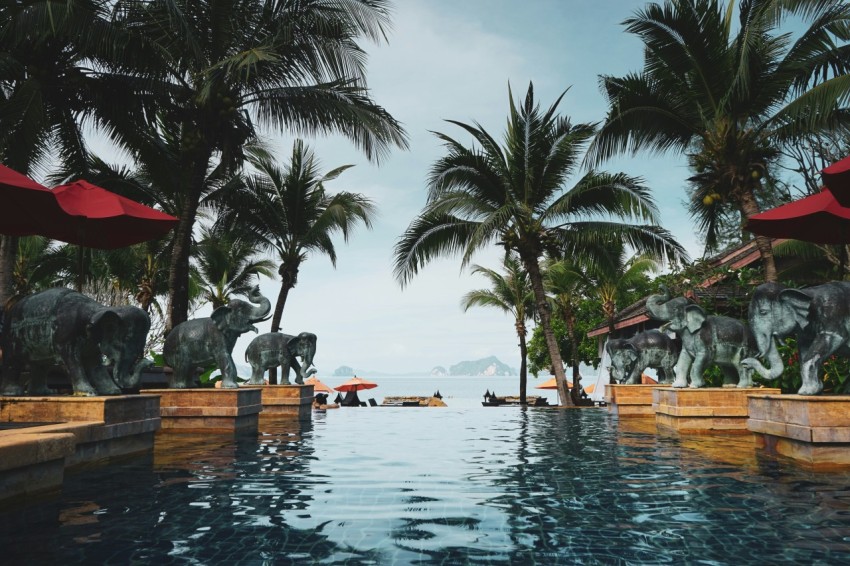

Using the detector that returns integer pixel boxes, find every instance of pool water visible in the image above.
[2,404,850,564]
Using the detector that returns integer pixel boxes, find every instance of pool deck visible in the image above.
[0,394,161,504]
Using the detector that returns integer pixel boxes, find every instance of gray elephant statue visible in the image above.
[742,281,850,395]
[606,330,680,384]
[646,286,756,388]
[245,331,317,385]
[0,288,153,396]
[162,285,271,388]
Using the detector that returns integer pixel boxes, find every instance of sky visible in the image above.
[221,0,704,377]
[77,1,703,377]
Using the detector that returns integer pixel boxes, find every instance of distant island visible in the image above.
[449,356,516,376]
[330,357,516,377]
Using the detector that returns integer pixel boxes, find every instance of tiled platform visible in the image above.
[605,384,658,416]
[0,394,161,503]
[148,388,262,433]
[653,387,781,433]
[245,384,314,419]
[748,394,850,469]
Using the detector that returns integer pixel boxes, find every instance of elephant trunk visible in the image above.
[123,358,154,390]
[742,337,784,381]
[646,285,673,321]
[247,285,272,322]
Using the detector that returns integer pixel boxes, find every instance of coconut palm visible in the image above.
[0,0,123,302]
[589,244,660,333]
[590,0,850,281]
[394,83,687,406]
[194,225,275,310]
[214,140,376,382]
[544,259,590,401]
[461,254,536,404]
[110,0,408,332]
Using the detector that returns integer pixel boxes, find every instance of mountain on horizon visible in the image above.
[449,356,516,376]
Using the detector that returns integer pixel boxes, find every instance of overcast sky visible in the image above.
[220,0,704,378]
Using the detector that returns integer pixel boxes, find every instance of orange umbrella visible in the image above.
[534,377,574,389]
[305,376,334,394]
[641,374,658,385]
[334,376,378,392]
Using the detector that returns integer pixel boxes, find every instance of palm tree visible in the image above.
[215,141,376,382]
[461,254,536,404]
[590,0,850,281]
[394,83,687,406]
[111,0,408,332]
[0,0,120,302]
[589,244,660,333]
[544,259,590,402]
[194,224,275,310]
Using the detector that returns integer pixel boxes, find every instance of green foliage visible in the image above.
[528,298,605,376]
[754,337,850,395]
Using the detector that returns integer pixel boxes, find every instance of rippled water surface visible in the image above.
[2,381,850,564]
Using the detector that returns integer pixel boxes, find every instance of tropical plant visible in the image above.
[0,0,120,302]
[214,141,376,382]
[461,254,536,404]
[111,0,408,332]
[587,244,659,333]
[194,224,275,310]
[393,83,687,406]
[590,0,850,281]
[544,259,590,401]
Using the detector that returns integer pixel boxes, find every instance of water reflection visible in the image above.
[2,407,850,564]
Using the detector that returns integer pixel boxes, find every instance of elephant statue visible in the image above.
[162,285,271,388]
[741,281,850,395]
[245,331,317,385]
[0,288,153,396]
[646,287,756,388]
[606,330,680,384]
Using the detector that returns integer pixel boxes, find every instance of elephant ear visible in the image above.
[684,305,706,334]
[779,289,812,329]
[211,305,232,332]
[623,342,638,362]
[88,310,121,342]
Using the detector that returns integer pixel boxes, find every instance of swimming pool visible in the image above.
[2,405,849,564]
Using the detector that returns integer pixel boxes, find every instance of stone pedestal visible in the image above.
[605,384,658,416]
[748,394,850,469]
[653,387,781,433]
[246,384,314,420]
[148,388,262,434]
[0,395,161,467]
[0,431,75,504]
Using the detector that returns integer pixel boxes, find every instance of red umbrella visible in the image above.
[822,155,850,207]
[334,376,378,392]
[47,179,178,291]
[744,186,850,245]
[49,180,178,248]
[0,164,69,237]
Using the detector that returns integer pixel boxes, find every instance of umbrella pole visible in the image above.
[76,245,84,293]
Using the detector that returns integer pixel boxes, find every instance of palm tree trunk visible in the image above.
[516,320,527,405]
[0,236,17,305]
[166,155,208,333]
[521,255,574,407]
[739,186,777,282]
[567,314,582,404]
[561,306,582,404]
[267,281,293,385]
[268,261,298,384]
